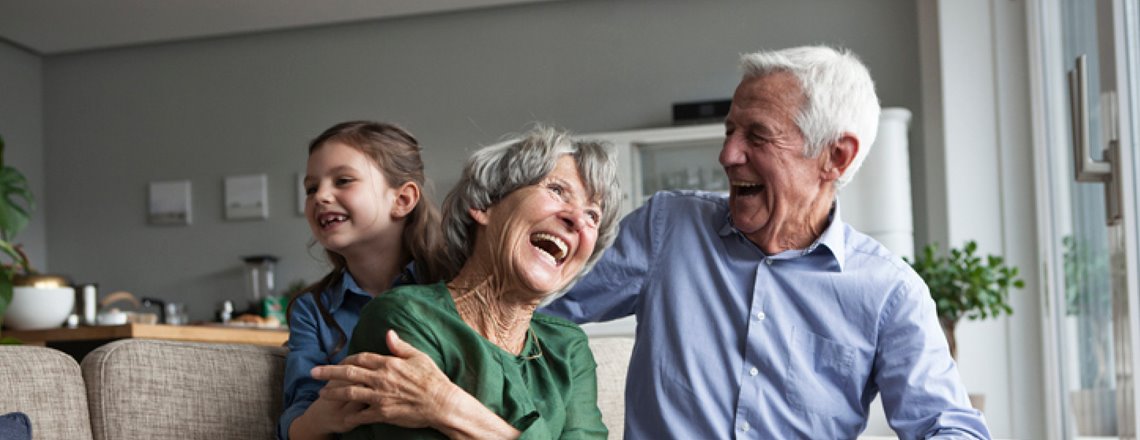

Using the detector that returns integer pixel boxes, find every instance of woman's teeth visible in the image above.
[531,233,568,264]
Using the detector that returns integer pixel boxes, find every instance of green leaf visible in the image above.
[910,240,1024,324]
[0,165,34,241]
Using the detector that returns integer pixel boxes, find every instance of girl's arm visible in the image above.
[312,330,521,439]
[280,295,354,439]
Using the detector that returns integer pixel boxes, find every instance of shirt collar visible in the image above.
[326,270,366,313]
[718,199,848,271]
[326,263,418,312]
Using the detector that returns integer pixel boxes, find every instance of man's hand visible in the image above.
[311,330,460,429]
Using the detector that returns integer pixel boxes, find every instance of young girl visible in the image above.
[279,121,448,440]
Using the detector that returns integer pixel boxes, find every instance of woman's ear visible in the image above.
[469,207,491,226]
[822,134,859,182]
[391,182,421,219]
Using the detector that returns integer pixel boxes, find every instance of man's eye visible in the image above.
[548,184,564,196]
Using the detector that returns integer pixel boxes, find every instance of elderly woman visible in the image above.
[342,126,621,439]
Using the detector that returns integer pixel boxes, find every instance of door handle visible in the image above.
[1068,54,1122,225]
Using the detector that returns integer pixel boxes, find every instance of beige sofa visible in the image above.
[0,336,634,440]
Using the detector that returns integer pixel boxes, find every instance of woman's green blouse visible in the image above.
[344,282,607,440]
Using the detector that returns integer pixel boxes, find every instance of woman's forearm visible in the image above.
[432,382,521,440]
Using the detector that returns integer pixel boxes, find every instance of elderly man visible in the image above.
[542,45,991,439]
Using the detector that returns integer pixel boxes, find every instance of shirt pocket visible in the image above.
[785,326,856,416]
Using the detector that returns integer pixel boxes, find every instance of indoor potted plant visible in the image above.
[0,133,36,342]
[906,240,1025,409]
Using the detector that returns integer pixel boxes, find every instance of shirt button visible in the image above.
[756,311,766,320]
[765,259,773,266]
[749,367,759,376]
[740,422,751,432]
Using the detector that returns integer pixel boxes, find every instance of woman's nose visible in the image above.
[560,206,587,231]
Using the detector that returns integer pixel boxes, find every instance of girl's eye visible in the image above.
[335,177,354,186]
[304,185,317,196]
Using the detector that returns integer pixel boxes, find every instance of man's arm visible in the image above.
[875,279,992,439]
[541,193,661,323]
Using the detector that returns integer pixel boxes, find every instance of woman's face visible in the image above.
[473,155,602,299]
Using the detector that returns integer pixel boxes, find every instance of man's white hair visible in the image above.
[740,45,881,188]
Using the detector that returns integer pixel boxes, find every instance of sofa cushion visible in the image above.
[0,345,94,440]
[587,336,633,439]
[81,339,286,440]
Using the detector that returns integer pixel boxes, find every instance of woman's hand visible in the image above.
[312,330,459,428]
[311,330,521,439]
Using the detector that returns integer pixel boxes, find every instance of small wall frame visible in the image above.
[148,180,192,226]
[224,174,269,220]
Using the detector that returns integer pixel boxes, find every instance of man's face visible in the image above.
[720,72,837,253]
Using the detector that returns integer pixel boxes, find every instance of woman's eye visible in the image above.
[586,210,601,225]
[547,184,564,196]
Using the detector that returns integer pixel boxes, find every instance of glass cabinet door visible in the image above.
[1033,0,1140,438]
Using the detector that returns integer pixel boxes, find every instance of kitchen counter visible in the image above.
[3,323,287,360]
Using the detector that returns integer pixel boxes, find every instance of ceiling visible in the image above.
[0,0,560,55]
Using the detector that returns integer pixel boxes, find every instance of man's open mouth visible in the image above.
[732,182,766,197]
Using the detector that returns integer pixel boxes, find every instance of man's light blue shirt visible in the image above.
[542,191,990,439]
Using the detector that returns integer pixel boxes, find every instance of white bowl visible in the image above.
[3,286,76,330]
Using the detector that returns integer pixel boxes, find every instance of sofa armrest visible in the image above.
[0,345,94,440]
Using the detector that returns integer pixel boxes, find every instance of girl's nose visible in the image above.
[313,184,333,203]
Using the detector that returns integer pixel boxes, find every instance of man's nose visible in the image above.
[719,135,746,167]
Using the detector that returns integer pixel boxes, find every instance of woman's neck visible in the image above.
[447,268,536,355]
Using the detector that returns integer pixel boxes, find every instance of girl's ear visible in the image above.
[469,207,491,226]
[391,182,421,219]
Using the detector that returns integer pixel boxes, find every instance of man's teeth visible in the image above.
[731,181,763,189]
[532,233,568,263]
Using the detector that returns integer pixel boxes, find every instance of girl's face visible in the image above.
[472,155,602,300]
[304,142,406,259]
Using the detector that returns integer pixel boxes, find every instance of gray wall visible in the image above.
[42,0,921,320]
[0,41,46,272]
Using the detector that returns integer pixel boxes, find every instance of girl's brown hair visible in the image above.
[288,120,448,359]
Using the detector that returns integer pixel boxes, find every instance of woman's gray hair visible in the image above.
[740,45,881,188]
[441,125,621,290]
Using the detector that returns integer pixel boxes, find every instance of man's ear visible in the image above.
[469,207,491,226]
[391,182,421,219]
[822,133,859,182]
